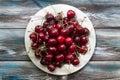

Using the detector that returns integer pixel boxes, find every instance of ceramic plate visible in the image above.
[25,4,96,75]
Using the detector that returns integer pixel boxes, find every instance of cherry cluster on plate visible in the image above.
[29,10,89,72]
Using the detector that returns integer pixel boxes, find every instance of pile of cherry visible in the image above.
[29,10,89,72]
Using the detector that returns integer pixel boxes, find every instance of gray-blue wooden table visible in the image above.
[0,0,120,80]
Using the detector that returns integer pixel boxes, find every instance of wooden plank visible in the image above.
[0,61,120,80]
[0,1,120,28]
[0,29,120,61]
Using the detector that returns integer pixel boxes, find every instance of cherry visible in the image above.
[67,24,74,32]
[46,25,54,32]
[74,36,80,43]
[48,38,57,46]
[55,62,62,67]
[45,13,54,22]
[44,34,49,42]
[57,36,65,44]
[61,29,69,37]
[47,64,56,72]
[65,53,75,62]
[71,20,78,27]
[34,50,41,58]
[80,36,88,45]
[69,45,76,52]
[37,38,43,45]
[45,53,53,62]
[50,28,59,37]
[40,58,48,65]
[35,25,43,33]
[58,44,66,51]
[76,25,83,35]
[29,33,37,42]
[72,59,80,65]
[55,54,64,62]
[38,32,45,40]
[54,24,63,31]
[48,47,57,53]
[83,28,89,36]
[31,42,38,50]
[43,21,49,28]
[78,45,88,54]
[63,17,69,24]
[65,37,73,46]
[67,10,75,19]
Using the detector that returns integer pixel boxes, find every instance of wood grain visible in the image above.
[0,29,120,61]
[0,1,120,28]
[0,61,120,80]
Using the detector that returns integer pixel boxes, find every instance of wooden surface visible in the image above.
[0,0,120,80]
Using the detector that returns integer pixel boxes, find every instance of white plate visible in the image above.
[25,4,96,75]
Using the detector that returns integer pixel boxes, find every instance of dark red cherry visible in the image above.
[58,44,66,51]
[35,25,43,33]
[45,54,53,62]
[47,64,56,72]
[78,45,88,54]
[74,36,80,43]
[65,53,75,62]
[61,29,69,37]
[65,37,73,46]
[31,42,38,50]
[40,58,48,65]
[48,38,57,46]
[69,45,76,52]
[37,38,43,45]
[76,25,83,35]
[67,10,75,19]
[43,21,49,28]
[55,62,62,67]
[80,36,88,45]
[29,33,37,42]
[50,28,59,37]
[54,24,63,31]
[57,36,65,44]
[45,13,54,22]
[55,54,64,62]
[46,25,54,32]
[72,59,80,65]
[83,28,89,36]
[48,47,57,53]
[67,24,74,32]
[71,20,78,27]
[38,32,45,40]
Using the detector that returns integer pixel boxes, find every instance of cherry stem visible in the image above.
[81,17,86,25]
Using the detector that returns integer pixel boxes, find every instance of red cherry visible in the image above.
[67,10,75,19]
[65,53,75,62]
[78,45,88,54]
[31,42,38,50]
[55,62,62,67]
[58,44,66,51]
[76,25,83,35]
[45,54,53,62]
[44,34,49,42]
[69,45,76,52]
[83,28,89,36]
[55,24,63,31]
[55,54,64,62]
[74,36,80,43]
[48,47,57,53]
[71,20,78,27]
[35,25,43,33]
[61,29,69,37]
[48,38,57,46]
[72,59,80,65]
[40,58,48,65]
[34,50,41,58]
[65,37,73,46]
[80,36,88,45]
[67,24,74,32]
[45,13,54,22]
[37,38,43,45]
[63,17,69,24]
[57,36,65,44]
[38,32,45,40]
[47,64,56,72]
[50,28,59,37]
[43,21,49,28]
[46,25,54,32]
[29,33,37,42]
